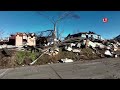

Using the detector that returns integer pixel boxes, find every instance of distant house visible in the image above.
[65,31,101,41]
[8,32,36,46]
[0,40,9,45]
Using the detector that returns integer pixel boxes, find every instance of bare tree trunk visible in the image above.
[36,11,80,48]
[53,23,57,47]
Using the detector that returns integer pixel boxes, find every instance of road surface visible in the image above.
[0,58,120,79]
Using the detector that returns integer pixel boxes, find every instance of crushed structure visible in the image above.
[65,31,102,42]
[62,31,120,59]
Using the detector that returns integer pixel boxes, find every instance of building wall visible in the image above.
[23,34,27,40]
[27,36,36,46]
[15,35,23,46]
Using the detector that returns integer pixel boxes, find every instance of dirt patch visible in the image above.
[0,50,18,69]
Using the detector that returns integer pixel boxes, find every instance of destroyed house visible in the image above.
[36,30,54,46]
[65,31,101,41]
[8,33,36,46]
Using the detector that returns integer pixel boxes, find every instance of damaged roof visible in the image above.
[66,31,100,38]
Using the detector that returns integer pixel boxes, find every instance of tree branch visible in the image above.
[37,12,55,24]
[55,11,72,24]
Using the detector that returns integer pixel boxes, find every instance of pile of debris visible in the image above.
[0,31,120,69]
[28,32,120,65]
[62,38,120,59]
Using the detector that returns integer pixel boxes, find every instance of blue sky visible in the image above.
[0,11,120,39]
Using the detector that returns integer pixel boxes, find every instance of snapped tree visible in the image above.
[36,11,80,46]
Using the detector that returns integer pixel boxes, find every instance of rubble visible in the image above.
[76,43,81,48]
[104,50,113,57]
[64,46,72,51]
[87,40,96,48]
[52,48,59,56]
[113,44,118,51]
[116,42,120,46]
[70,43,76,47]
[72,49,81,53]
[15,33,120,67]
[45,47,60,56]
[83,40,105,49]
[63,35,120,59]
[106,46,111,50]
[0,30,120,69]
[95,42,105,49]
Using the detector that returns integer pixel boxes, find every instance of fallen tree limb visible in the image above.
[30,48,50,65]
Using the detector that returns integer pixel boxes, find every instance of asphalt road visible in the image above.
[0,58,120,79]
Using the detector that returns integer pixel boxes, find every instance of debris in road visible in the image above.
[59,58,73,63]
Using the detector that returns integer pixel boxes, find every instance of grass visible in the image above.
[16,51,38,65]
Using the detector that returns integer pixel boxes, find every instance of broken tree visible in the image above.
[36,11,80,47]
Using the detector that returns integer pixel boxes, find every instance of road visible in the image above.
[0,58,120,79]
